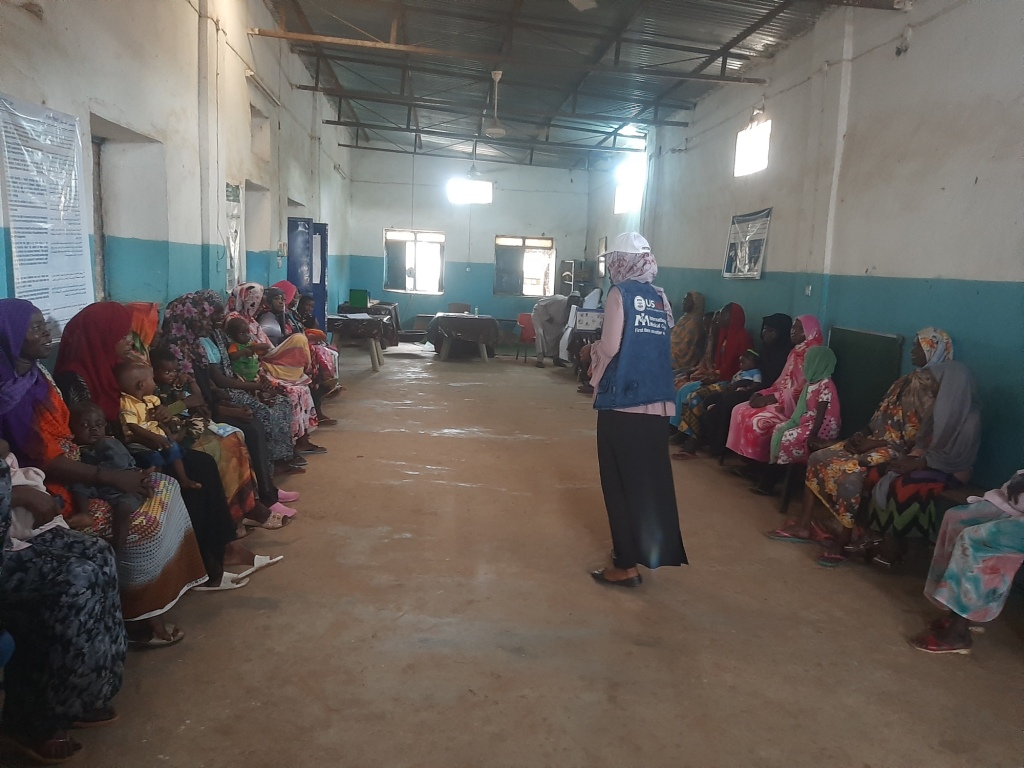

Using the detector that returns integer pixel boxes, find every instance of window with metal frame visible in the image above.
[383,229,446,294]
[493,236,556,297]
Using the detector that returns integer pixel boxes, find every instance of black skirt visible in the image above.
[597,409,687,569]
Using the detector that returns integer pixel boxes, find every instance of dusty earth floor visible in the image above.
[69,344,1022,768]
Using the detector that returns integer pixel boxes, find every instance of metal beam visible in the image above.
[272,0,369,143]
[296,84,689,128]
[318,0,758,60]
[293,49,698,111]
[249,28,768,84]
[826,0,909,7]
[326,119,643,153]
[596,0,795,146]
[544,0,651,139]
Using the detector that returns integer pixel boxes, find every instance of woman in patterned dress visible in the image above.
[909,470,1024,654]
[767,328,949,566]
[227,283,322,452]
[0,452,126,763]
[769,345,841,465]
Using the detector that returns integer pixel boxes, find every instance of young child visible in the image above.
[225,316,265,382]
[727,349,763,394]
[1,438,70,550]
[67,401,151,550]
[116,361,202,490]
[150,346,208,443]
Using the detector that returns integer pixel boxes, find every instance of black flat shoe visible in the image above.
[590,568,643,588]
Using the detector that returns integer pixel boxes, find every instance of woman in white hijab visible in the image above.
[583,233,687,588]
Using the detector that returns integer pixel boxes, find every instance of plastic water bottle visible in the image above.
[473,307,479,316]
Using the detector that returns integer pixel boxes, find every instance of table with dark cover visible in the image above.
[326,314,388,370]
[336,302,400,348]
[425,313,500,361]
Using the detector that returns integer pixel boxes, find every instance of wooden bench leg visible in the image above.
[478,343,489,362]
[373,339,385,367]
[368,339,380,372]
[439,338,452,362]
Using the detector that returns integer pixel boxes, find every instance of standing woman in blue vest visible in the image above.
[585,232,687,587]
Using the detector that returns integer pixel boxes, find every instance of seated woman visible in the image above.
[261,282,339,425]
[702,313,792,458]
[229,282,322,453]
[162,290,305,503]
[0,298,208,646]
[769,346,841,466]
[0,451,125,764]
[669,303,752,441]
[52,302,281,592]
[124,300,161,364]
[768,328,950,566]
[669,291,706,376]
[864,359,981,564]
[725,315,823,488]
[909,469,1024,655]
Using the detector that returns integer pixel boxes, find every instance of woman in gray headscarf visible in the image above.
[863,358,982,565]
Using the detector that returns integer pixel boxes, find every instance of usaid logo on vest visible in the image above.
[633,295,660,312]
[632,294,668,333]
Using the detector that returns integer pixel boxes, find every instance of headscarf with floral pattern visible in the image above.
[162,291,224,374]
[916,327,953,369]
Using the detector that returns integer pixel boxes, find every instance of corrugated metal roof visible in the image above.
[268,0,826,169]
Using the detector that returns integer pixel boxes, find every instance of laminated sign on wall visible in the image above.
[225,183,242,292]
[0,93,94,332]
[723,207,771,280]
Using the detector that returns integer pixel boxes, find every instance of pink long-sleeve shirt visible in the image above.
[589,286,674,416]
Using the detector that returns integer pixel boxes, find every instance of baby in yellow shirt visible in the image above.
[117,362,201,490]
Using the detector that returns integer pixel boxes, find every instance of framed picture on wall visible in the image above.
[723,207,771,279]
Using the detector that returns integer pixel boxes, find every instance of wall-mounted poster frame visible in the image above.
[723,207,771,280]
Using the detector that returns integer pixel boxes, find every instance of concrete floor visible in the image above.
[78,344,1022,768]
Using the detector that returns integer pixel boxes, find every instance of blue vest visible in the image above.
[594,280,676,410]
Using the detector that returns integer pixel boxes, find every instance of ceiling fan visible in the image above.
[466,143,510,179]
[567,0,598,10]
[482,70,506,139]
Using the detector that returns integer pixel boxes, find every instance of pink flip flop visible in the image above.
[277,490,301,503]
[765,527,815,544]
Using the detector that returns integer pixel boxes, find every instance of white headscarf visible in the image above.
[603,232,674,326]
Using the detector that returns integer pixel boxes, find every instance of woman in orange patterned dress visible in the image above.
[767,329,949,566]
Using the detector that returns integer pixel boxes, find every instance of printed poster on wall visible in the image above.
[225,183,242,292]
[0,93,94,333]
[723,207,771,280]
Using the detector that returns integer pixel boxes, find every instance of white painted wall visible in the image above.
[639,0,1024,283]
[0,0,353,297]
[586,166,642,262]
[347,153,589,263]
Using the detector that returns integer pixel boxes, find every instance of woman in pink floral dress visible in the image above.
[770,346,841,465]
[726,315,823,463]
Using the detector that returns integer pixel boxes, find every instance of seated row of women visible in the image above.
[0,280,339,763]
[669,296,1019,655]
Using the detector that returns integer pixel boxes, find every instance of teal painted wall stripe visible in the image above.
[0,226,11,299]
[245,250,287,290]
[349,254,1023,487]
[5,234,1020,488]
[104,236,172,304]
[652,266,1023,488]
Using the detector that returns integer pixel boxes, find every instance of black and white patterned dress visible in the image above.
[0,459,126,742]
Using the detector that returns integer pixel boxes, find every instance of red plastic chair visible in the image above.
[516,313,536,362]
